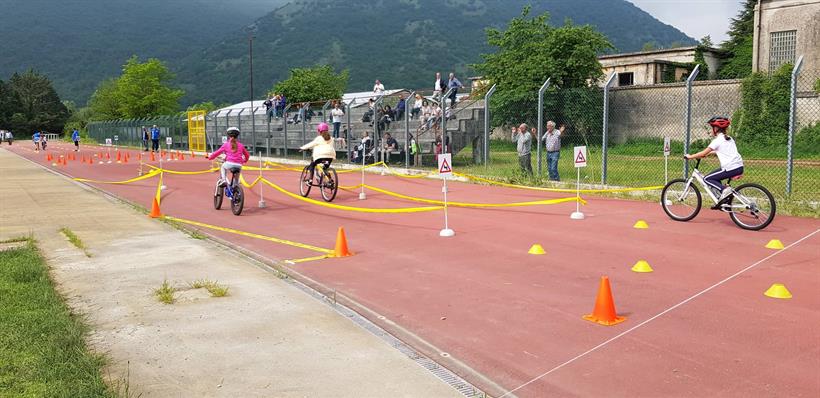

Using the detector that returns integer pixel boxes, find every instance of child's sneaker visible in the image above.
[719,187,733,200]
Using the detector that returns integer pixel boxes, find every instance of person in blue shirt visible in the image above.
[396,94,406,121]
[72,129,80,151]
[150,125,161,152]
[447,73,464,108]
[33,131,41,151]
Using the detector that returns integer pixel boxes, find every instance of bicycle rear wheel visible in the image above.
[661,178,701,221]
[231,185,244,215]
[320,167,338,202]
[214,184,224,210]
[729,183,775,230]
[299,166,312,197]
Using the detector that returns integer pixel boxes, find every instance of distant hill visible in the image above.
[0,0,694,106]
[0,0,284,103]
[177,0,695,104]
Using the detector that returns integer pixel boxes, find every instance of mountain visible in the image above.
[177,0,696,104]
[0,0,694,107]
[0,0,285,103]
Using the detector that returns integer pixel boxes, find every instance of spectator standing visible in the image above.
[278,94,287,119]
[541,120,562,181]
[433,72,446,97]
[142,126,149,151]
[331,103,345,138]
[264,96,274,123]
[373,80,385,96]
[150,125,161,152]
[512,123,533,175]
[447,73,463,108]
[71,128,80,151]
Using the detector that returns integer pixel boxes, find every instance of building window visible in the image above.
[769,30,796,71]
[618,72,634,86]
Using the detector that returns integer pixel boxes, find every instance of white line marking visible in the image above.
[501,228,819,397]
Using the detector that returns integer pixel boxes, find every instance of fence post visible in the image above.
[441,88,454,154]
[283,104,292,157]
[787,55,804,195]
[536,78,551,177]
[405,91,415,168]
[483,84,497,165]
[301,106,307,161]
[602,72,617,185]
[374,95,384,161]
[251,105,257,154]
[684,64,700,178]
[346,102,352,163]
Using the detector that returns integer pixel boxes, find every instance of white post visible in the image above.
[159,144,166,191]
[439,175,454,237]
[570,146,585,220]
[359,144,367,200]
[258,152,266,208]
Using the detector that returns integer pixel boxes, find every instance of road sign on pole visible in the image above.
[573,146,587,168]
[438,153,452,174]
[437,153,454,237]
[571,146,586,220]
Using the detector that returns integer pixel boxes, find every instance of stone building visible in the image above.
[597,47,723,87]
[752,0,820,75]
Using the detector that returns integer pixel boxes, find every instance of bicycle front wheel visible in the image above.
[729,183,775,231]
[214,185,224,210]
[661,178,702,221]
[231,185,244,216]
[320,168,338,202]
[299,166,312,197]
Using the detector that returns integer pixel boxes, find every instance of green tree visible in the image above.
[700,35,714,48]
[0,79,19,128]
[718,0,756,79]
[6,70,69,134]
[472,6,612,126]
[272,65,348,104]
[115,56,184,118]
[87,78,122,121]
[642,41,658,51]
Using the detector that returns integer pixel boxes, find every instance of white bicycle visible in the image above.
[661,158,776,231]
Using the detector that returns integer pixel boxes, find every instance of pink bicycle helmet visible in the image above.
[317,122,329,133]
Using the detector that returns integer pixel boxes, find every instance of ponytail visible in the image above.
[230,137,237,151]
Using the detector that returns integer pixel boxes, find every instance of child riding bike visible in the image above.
[207,127,249,185]
[684,116,744,204]
[300,122,336,182]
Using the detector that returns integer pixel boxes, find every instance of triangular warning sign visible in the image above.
[439,159,452,173]
[575,151,586,164]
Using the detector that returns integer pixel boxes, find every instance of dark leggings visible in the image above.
[307,158,333,181]
[704,167,743,192]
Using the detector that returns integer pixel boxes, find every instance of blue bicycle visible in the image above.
[213,165,244,215]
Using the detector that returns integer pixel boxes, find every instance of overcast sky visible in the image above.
[628,0,744,44]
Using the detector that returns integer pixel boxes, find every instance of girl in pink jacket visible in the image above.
[208,127,250,185]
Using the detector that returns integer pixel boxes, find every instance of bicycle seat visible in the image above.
[731,175,743,180]
[229,167,241,173]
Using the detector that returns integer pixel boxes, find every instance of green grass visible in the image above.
[59,227,91,257]
[454,140,820,217]
[0,239,114,396]
[154,280,175,305]
[189,279,229,298]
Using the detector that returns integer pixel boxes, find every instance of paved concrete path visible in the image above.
[0,148,462,397]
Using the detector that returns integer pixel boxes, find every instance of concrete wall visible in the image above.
[608,80,743,143]
[754,0,820,84]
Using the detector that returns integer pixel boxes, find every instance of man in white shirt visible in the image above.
[433,72,446,97]
[373,80,385,96]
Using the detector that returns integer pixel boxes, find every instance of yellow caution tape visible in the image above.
[453,172,664,193]
[259,178,444,213]
[73,169,160,184]
[239,174,263,189]
[164,216,334,254]
[286,255,333,263]
[381,164,433,179]
[359,184,586,207]
[145,164,219,175]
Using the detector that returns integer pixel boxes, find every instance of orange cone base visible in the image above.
[583,314,627,326]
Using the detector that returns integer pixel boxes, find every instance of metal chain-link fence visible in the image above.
[87,113,189,151]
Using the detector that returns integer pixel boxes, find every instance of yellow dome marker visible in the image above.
[764,283,792,299]
[765,239,784,250]
[633,220,649,229]
[631,260,653,273]
[528,244,546,255]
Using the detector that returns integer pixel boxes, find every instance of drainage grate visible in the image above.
[288,279,485,397]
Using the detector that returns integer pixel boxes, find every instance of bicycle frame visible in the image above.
[681,164,756,214]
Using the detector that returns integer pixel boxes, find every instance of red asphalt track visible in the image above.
[6,143,819,397]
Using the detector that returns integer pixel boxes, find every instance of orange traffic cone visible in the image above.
[47,153,53,161]
[179,151,185,160]
[190,151,195,158]
[116,151,121,161]
[106,152,111,160]
[123,154,129,164]
[583,276,626,326]
[149,197,163,218]
[332,227,353,257]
